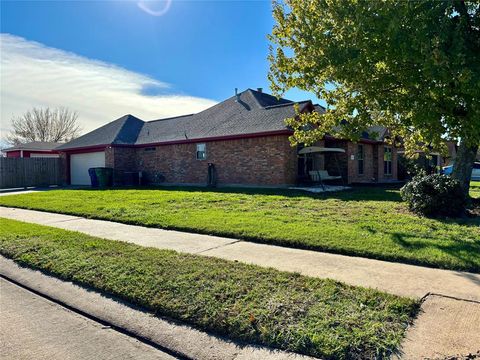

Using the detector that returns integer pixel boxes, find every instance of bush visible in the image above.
[400,174,466,217]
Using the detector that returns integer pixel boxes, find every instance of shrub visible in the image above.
[400,174,466,217]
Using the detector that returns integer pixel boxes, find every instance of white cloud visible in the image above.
[0,33,217,140]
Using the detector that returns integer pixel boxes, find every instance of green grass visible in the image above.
[0,185,479,272]
[0,218,418,359]
[471,181,480,199]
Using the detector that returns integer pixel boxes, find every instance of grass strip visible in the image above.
[0,218,418,359]
[0,186,478,272]
[471,181,480,199]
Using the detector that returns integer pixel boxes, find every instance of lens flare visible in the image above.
[137,0,172,16]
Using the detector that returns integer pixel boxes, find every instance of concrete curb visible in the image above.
[0,257,313,360]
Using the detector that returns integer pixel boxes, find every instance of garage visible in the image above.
[70,151,105,185]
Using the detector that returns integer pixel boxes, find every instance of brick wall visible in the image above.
[104,146,138,185]
[322,141,398,184]
[133,135,298,187]
[105,147,114,168]
[347,143,376,183]
[377,145,398,182]
[101,136,398,187]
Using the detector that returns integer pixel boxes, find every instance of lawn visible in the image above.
[0,185,478,272]
[471,181,480,199]
[0,218,418,359]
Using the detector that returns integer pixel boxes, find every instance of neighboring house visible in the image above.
[57,88,399,187]
[2,141,62,158]
[397,141,458,180]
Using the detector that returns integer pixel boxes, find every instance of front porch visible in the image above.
[289,184,351,193]
[296,141,348,189]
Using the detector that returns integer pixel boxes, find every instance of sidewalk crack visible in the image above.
[48,218,83,224]
[196,240,241,254]
[423,292,480,304]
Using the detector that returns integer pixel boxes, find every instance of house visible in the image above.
[397,141,458,179]
[2,141,62,158]
[57,88,399,187]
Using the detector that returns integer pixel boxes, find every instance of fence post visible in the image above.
[23,158,28,189]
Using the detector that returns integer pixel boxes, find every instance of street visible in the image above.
[0,278,177,360]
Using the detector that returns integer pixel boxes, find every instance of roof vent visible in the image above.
[257,87,263,93]
[235,88,239,102]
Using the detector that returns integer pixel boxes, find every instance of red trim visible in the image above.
[133,130,293,148]
[58,131,385,153]
[66,153,71,184]
[4,149,59,157]
[6,150,21,158]
[4,149,59,153]
[58,131,294,152]
[63,146,108,154]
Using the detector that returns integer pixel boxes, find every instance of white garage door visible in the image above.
[70,151,105,185]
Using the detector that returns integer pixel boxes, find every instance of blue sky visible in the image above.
[1,0,321,136]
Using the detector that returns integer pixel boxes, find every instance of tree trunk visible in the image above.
[452,140,478,198]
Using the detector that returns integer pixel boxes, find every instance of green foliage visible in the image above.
[0,218,419,359]
[471,181,480,199]
[401,174,467,217]
[398,156,428,179]
[0,187,479,272]
[268,0,480,155]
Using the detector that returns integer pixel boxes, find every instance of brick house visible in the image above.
[2,141,61,158]
[57,89,398,187]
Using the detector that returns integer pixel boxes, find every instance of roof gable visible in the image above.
[57,115,144,150]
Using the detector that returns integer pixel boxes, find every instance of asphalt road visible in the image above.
[0,278,177,360]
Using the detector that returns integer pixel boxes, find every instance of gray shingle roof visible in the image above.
[56,114,144,150]
[136,90,310,145]
[56,89,389,151]
[2,141,62,152]
[58,89,312,150]
[315,104,386,142]
[365,125,389,141]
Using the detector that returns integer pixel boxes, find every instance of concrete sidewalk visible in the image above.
[398,295,480,359]
[1,206,479,301]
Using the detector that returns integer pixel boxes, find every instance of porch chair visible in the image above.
[309,171,320,182]
[318,170,342,181]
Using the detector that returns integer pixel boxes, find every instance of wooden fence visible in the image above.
[0,157,64,189]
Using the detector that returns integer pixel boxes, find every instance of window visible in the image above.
[430,154,439,174]
[144,147,156,152]
[384,146,392,175]
[196,143,206,160]
[357,144,364,175]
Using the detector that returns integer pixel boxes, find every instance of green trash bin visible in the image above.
[94,167,113,187]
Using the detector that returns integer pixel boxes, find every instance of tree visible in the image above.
[268,0,480,196]
[6,107,81,145]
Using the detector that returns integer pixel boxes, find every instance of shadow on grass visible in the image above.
[390,232,480,273]
[79,184,404,203]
